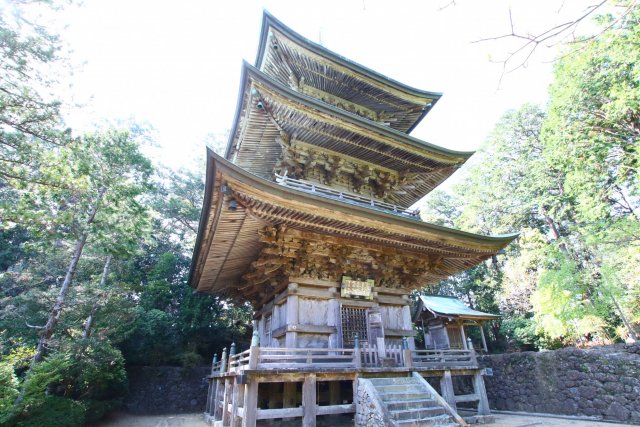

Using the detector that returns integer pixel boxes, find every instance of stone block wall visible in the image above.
[479,344,640,424]
[125,366,210,414]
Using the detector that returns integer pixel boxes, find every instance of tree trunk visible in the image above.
[31,187,106,366]
[82,255,112,340]
[544,214,569,254]
[31,232,89,365]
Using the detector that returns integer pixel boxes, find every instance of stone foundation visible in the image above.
[479,344,640,424]
[125,366,209,414]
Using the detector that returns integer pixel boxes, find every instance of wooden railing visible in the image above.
[208,346,477,376]
[411,349,477,368]
[257,347,357,369]
[228,349,251,372]
[275,173,420,218]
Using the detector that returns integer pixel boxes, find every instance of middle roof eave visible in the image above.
[214,150,519,252]
[228,62,474,165]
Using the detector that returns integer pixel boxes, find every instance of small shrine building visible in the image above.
[189,11,517,427]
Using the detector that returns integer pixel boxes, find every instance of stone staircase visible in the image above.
[369,377,459,427]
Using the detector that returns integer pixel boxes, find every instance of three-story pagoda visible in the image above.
[190,12,516,427]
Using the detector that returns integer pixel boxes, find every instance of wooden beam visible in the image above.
[316,403,355,415]
[257,407,303,420]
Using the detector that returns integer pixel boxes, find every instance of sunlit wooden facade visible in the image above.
[189,11,516,427]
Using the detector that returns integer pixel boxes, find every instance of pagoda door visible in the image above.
[340,306,368,348]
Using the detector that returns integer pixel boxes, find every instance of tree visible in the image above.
[0,0,72,184]
[4,129,153,366]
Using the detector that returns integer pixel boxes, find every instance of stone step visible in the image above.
[386,398,440,411]
[375,383,423,393]
[395,414,456,427]
[379,391,432,401]
[369,377,417,386]
[391,406,447,421]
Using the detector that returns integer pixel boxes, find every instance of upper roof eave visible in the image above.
[226,61,475,163]
[255,11,443,105]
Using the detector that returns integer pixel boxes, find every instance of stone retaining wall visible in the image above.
[479,344,640,424]
[125,366,210,414]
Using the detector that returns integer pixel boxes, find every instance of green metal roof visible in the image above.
[418,295,500,320]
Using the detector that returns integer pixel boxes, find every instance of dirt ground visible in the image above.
[92,412,637,427]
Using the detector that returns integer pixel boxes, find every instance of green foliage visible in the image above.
[16,396,86,427]
[421,6,640,347]
[0,362,19,423]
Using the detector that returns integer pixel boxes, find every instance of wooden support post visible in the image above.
[206,379,215,415]
[460,324,467,350]
[213,378,224,420]
[242,380,258,427]
[286,284,299,348]
[302,374,317,427]
[473,371,491,415]
[440,370,457,411]
[328,290,339,349]
[479,323,488,353]
[222,378,233,426]
[231,379,241,427]
[234,381,245,427]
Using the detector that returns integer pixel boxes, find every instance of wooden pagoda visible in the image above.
[189,11,517,427]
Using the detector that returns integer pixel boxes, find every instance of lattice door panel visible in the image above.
[341,306,368,347]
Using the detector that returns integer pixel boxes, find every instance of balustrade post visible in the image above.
[353,333,361,368]
[220,347,228,374]
[402,337,413,369]
[211,353,218,373]
[248,330,260,369]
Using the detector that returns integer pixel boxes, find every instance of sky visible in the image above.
[55,0,598,174]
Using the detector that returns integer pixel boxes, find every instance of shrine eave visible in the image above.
[188,150,518,296]
[224,62,473,164]
[255,10,442,133]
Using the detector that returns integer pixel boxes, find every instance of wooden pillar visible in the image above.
[242,380,258,427]
[286,283,299,348]
[302,374,317,427]
[479,323,488,352]
[231,379,243,427]
[327,290,339,349]
[459,323,467,350]
[213,378,225,420]
[440,370,457,411]
[222,378,233,425]
[473,371,491,415]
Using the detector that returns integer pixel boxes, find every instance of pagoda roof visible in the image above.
[415,295,500,322]
[225,62,472,206]
[255,11,441,133]
[188,150,518,303]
